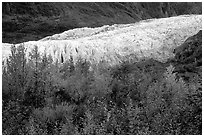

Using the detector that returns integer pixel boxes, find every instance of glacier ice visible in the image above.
[2,15,202,67]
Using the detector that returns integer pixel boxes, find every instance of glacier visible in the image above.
[2,15,202,67]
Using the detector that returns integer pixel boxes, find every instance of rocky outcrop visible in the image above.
[2,15,202,68]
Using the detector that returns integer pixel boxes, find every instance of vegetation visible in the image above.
[2,44,202,135]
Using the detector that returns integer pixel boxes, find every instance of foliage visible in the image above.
[2,44,202,135]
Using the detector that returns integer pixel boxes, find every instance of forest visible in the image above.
[2,38,202,134]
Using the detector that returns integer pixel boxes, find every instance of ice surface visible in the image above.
[2,15,202,67]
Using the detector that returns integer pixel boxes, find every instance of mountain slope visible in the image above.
[2,2,202,44]
[172,30,202,81]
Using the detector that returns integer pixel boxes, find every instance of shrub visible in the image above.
[2,44,201,135]
[3,44,27,101]
[28,103,74,135]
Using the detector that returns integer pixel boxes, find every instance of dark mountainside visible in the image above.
[172,30,202,82]
[2,2,202,44]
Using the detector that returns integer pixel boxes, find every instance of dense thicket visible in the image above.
[2,43,202,135]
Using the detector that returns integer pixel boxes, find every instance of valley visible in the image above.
[2,2,202,135]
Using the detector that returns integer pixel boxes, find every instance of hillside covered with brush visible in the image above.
[2,2,201,43]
